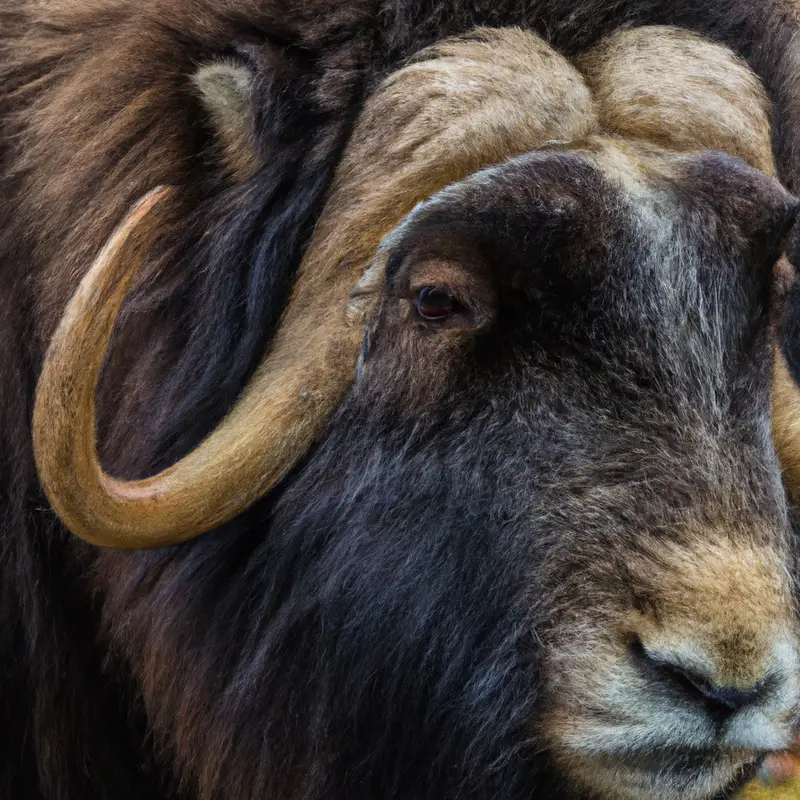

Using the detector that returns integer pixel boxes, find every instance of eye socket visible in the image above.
[416,286,458,320]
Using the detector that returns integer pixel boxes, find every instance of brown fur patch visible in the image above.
[542,532,797,800]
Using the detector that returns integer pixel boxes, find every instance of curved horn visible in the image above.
[34,184,377,547]
[577,26,776,176]
[33,28,599,547]
[772,346,800,499]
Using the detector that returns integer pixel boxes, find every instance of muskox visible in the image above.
[4,4,800,800]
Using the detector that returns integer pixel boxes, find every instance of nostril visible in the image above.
[629,636,772,718]
[662,665,764,713]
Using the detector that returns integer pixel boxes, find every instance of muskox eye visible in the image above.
[416,287,456,320]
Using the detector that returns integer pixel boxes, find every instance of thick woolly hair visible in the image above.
[3,2,800,799]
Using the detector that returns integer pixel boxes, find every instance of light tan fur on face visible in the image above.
[192,60,259,182]
[628,538,795,689]
[32,28,599,546]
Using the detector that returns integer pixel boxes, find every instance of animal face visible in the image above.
[10,11,800,800]
[275,140,800,799]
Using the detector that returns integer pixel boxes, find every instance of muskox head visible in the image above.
[29,26,800,800]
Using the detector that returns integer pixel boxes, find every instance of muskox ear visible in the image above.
[192,60,259,182]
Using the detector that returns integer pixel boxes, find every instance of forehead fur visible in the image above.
[366,135,794,442]
[388,136,788,280]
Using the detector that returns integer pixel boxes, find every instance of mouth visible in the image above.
[542,622,800,800]
[545,681,796,800]
[566,746,765,800]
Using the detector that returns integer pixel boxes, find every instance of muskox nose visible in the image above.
[633,638,774,720]
[627,626,800,753]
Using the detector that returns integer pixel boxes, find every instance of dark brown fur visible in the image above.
[4,3,800,800]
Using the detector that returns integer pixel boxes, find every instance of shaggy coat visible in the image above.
[3,3,800,800]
